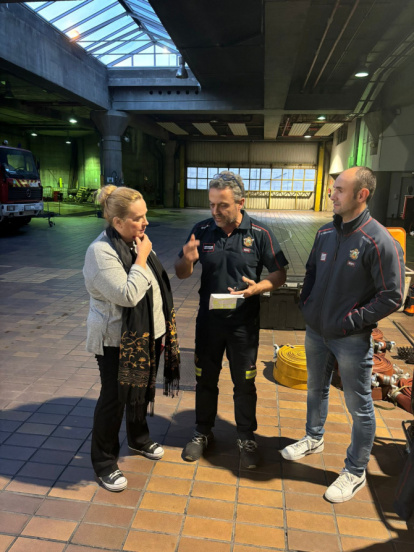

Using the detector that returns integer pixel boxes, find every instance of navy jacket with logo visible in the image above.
[179,211,288,323]
[301,209,405,339]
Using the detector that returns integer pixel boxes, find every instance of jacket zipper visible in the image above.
[320,229,341,333]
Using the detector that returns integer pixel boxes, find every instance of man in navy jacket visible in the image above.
[281,166,405,502]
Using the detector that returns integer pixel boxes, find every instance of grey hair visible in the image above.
[209,171,245,202]
[353,167,376,203]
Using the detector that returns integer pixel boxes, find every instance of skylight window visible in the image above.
[24,0,180,67]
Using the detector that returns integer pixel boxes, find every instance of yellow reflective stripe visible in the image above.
[195,367,202,377]
[246,369,257,379]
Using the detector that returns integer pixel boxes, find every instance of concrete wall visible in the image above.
[78,135,101,191]
[122,127,164,206]
[378,105,414,171]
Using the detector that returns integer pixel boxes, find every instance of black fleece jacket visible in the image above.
[301,209,405,339]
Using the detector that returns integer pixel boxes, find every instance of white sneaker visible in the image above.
[280,435,324,460]
[99,470,127,492]
[325,469,366,503]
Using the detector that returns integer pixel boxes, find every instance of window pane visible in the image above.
[198,168,207,178]
[187,167,197,178]
[260,180,270,191]
[219,167,228,173]
[282,181,292,191]
[271,180,281,191]
[250,180,259,191]
[208,168,218,178]
[282,169,293,180]
[197,179,208,190]
[272,168,283,179]
[133,53,154,66]
[293,181,303,191]
[305,169,316,180]
[244,180,250,191]
[229,168,239,174]
[304,181,315,191]
[187,179,197,189]
[239,168,250,180]
[261,168,271,180]
[250,168,260,180]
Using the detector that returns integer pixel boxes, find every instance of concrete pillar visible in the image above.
[91,110,130,186]
[163,140,176,207]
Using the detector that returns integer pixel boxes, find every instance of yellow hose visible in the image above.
[273,344,307,390]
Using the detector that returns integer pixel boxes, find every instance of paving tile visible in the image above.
[131,510,183,533]
[0,445,36,461]
[35,499,89,521]
[71,523,127,549]
[152,461,196,479]
[234,523,285,548]
[139,492,187,513]
[195,466,238,485]
[182,516,233,541]
[8,537,65,552]
[287,529,341,552]
[285,491,333,514]
[123,530,178,552]
[0,492,42,515]
[92,487,141,507]
[191,481,236,502]
[340,536,394,551]
[0,535,15,552]
[178,538,231,552]
[236,503,283,527]
[84,504,134,527]
[187,498,234,520]
[17,462,64,481]
[238,487,283,508]
[6,478,54,496]
[146,475,192,495]
[0,511,29,535]
[336,516,391,540]
[49,482,97,502]
[21,516,77,541]
[286,510,337,534]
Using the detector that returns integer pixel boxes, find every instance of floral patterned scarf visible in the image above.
[106,226,180,420]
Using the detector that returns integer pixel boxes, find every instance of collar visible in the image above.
[333,208,371,234]
[211,210,251,232]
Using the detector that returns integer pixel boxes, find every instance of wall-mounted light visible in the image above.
[31,131,38,137]
[317,115,326,121]
[176,56,188,79]
[304,134,312,139]
[69,116,77,124]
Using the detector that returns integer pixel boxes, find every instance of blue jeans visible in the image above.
[305,326,375,477]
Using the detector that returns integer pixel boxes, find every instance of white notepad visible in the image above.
[209,293,244,310]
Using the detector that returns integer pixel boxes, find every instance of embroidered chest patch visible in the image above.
[349,249,360,260]
[243,236,254,247]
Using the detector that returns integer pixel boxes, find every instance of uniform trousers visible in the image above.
[194,312,259,440]
[305,326,375,477]
[91,339,162,477]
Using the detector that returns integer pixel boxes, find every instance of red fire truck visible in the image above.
[0,141,43,227]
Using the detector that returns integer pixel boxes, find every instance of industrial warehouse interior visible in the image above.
[1,1,414,552]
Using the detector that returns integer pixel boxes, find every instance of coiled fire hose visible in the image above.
[273,345,307,390]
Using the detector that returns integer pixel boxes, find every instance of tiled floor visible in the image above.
[0,209,413,552]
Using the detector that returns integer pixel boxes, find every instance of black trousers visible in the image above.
[91,339,162,477]
[194,313,259,440]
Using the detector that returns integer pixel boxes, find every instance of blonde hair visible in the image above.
[97,185,143,225]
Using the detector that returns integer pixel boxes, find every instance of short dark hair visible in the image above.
[353,167,376,203]
[209,171,245,202]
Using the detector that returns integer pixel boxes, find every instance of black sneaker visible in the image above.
[237,439,259,469]
[129,441,164,460]
[183,431,214,461]
[99,469,127,492]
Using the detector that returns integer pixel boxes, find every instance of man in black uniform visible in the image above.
[175,171,288,468]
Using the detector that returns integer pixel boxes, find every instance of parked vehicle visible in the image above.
[0,141,43,227]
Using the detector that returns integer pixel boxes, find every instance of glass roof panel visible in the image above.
[24,0,182,67]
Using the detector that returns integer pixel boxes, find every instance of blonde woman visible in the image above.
[84,186,180,492]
